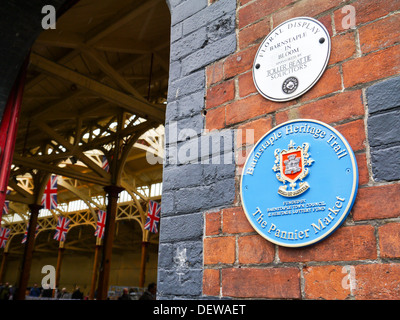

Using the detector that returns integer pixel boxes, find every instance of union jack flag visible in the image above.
[22,224,39,244]
[0,227,10,249]
[102,156,109,172]
[94,210,107,239]
[144,200,161,233]
[2,190,11,215]
[41,175,58,210]
[53,216,71,242]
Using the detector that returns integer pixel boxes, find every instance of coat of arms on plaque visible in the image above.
[272,140,314,197]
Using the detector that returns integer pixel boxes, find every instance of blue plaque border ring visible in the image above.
[240,119,359,247]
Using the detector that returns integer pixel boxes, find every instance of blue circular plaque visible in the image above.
[240,119,358,247]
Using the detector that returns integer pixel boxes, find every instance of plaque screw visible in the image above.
[255,63,260,69]
[346,168,351,174]
[319,37,325,44]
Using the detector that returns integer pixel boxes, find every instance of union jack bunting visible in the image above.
[2,190,11,215]
[94,210,107,239]
[0,227,10,249]
[41,175,58,210]
[102,156,109,172]
[22,224,39,244]
[144,200,161,233]
[53,216,71,242]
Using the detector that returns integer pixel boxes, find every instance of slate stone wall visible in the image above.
[367,76,400,182]
[158,0,237,299]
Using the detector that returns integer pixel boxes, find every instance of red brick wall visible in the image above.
[203,0,400,299]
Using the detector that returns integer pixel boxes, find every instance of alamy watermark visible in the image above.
[146,121,256,169]
[341,5,356,30]
[42,5,56,30]
[41,265,56,289]
[341,265,357,291]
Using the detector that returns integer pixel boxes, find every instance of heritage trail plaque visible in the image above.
[240,120,358,247]
[253,17,331,102]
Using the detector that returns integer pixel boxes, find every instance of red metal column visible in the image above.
[0,55,29,221]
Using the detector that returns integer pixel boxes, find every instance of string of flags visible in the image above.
[21,224,39,244]
[1,171,161,247]
[0,227,10,249]
[41,175,58,210]
[53,216,71,242]
[94,210,106,239]
[144,200,161,234]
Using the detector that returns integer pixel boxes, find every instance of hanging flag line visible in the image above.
[2,198,161,246]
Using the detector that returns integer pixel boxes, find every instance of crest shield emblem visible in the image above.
[273,140,314,197]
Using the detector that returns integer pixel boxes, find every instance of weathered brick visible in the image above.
[352,184,400,221]
[334,0,400,33]
[238,71,256,98]
[224,45,258,79]
[222,267,301,298]
[342,44,400,88]
[238,235,275,264]
[279,225,377,262]
[205,211,221,236]
[238,17,270,50]
[355,153,369,186]
[303,265,351,300]
[354,264,400,300]
[206,78,235,109]
[378,223,400,259]
[273,0,343,26]
[236,116,272,148]
[277,91,364,125]
[334,119,366,152]
[328,31,357,65]
[239,0,292,29]
[206,60,224,87]
[205,105,225,131]
[359,14,400,54]
[204,236,236,265]
[222,206,255,234]
[226,94,286,125]
[300,65,342,102]
[203,268,220,296]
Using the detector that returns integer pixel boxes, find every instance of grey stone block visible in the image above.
[163,164,205,191]
[182,0,236,36]
[371,145,400,182]
[176,90,205,120]
[209,178,236,208]
[368,110,400,147]
[158,240,203,269]
[158,269,203,296]
[171,21,183,43]
[175,186,212,213]
[170,27,207,62]
[367,75,400,114]
[160,191,175,217]
[168,69,205,102]
[159,212,203,242]
[171,0,208,26]
[182,33,236,76]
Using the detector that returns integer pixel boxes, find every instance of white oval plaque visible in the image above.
[253,17,331,102]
